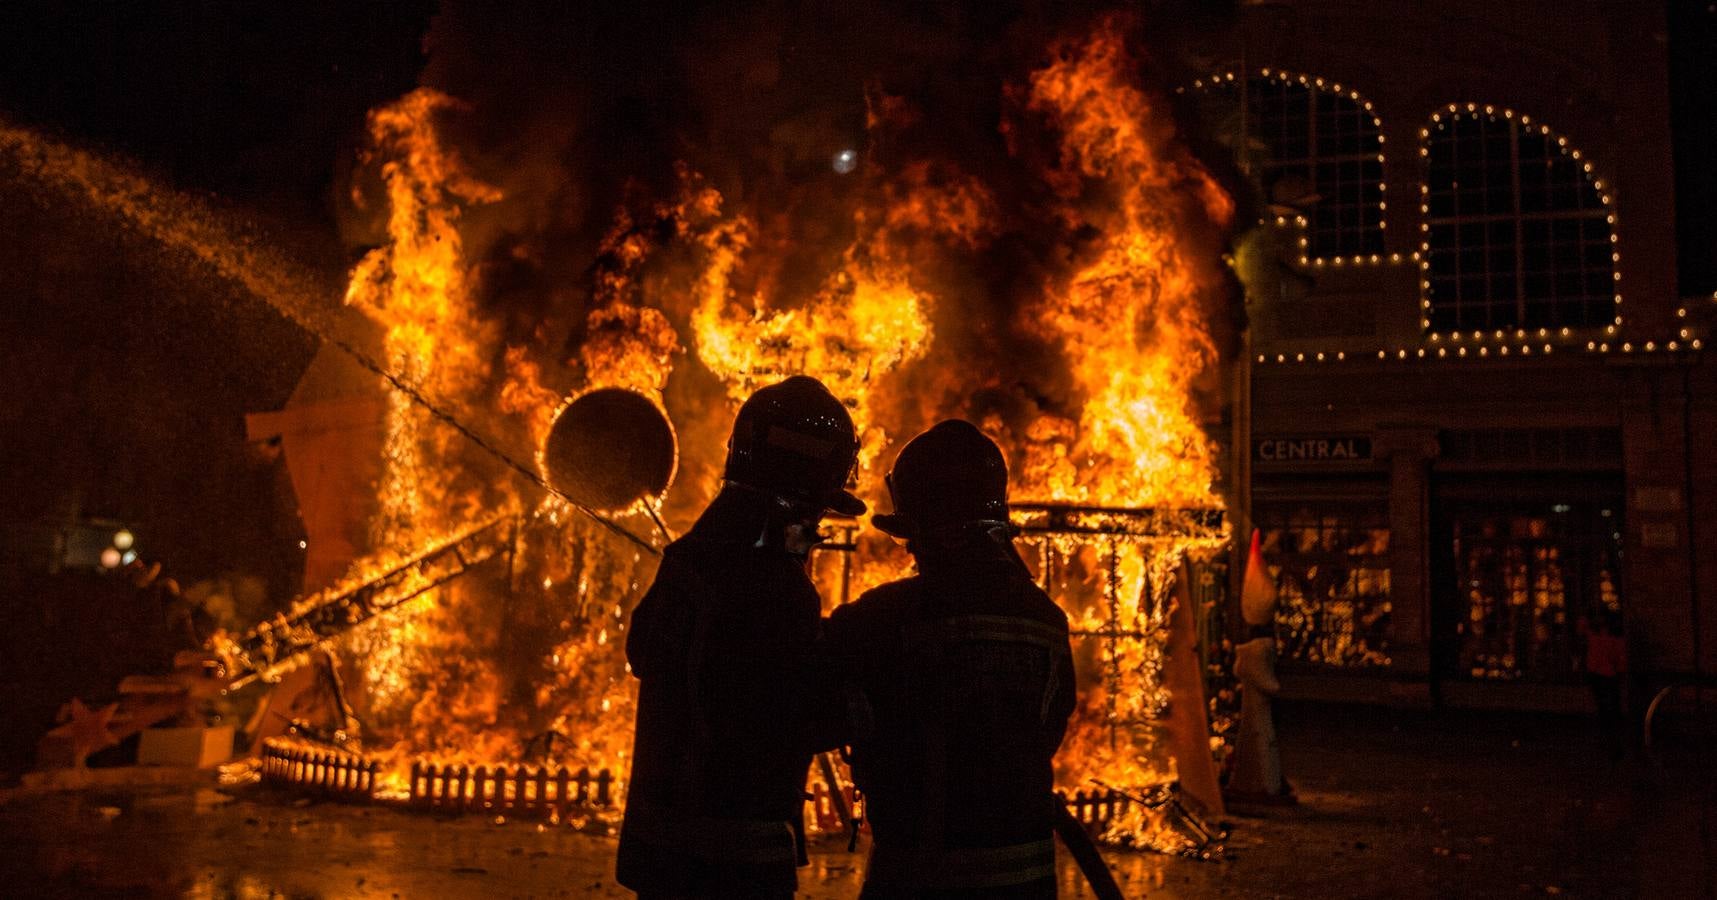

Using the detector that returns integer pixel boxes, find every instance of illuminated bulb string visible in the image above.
[1418,104,1622,337]
[1183,68,1389,267]
[0,117,660,555]
[1251,99,1703,364]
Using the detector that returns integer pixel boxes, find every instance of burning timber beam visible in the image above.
[1010,504,1225,538]
[220,516,514,689]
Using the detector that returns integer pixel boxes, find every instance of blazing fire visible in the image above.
[264,14,1234,839]
[1013,23,1233,511]
[337,88,519,782]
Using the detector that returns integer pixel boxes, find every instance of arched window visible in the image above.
[1189,70,1386,261]
[1420,106,1619,332]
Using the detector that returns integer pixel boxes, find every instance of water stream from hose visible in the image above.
[0,117,656,553]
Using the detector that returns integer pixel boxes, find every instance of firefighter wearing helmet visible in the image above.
[827,420,1076,898]
[618,376,862,898]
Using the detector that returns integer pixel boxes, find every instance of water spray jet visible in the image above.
[0,115,657,553]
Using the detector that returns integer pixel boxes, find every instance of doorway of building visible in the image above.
[1431,483,1625,689]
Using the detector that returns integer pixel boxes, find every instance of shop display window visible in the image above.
[1442,501,1623,682]
[1255,502,1393,668]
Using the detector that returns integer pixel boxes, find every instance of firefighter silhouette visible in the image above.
[617,376,862,899]
[827,420,1076,899]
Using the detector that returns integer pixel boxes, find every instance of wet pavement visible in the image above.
[0,702,1710,898]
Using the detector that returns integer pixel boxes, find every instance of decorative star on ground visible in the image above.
[54,698,119,766]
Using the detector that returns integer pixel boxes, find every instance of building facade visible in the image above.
[1194,1,1714,708]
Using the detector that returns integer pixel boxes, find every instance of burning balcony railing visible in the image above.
[817,504,1224,759]
[810,501,1227,851]
[1013,503,1226,747]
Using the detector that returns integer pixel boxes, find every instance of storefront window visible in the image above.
[1255,502,1392,668]
[1442,501,1623,682]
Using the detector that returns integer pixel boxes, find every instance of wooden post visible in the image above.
[554,767,571,809]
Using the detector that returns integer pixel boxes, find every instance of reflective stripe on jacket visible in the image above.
[827,552,1076,896]
[621,801,800,868]
[865,838,1057,891]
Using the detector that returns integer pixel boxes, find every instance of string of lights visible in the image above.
[1417,103,1621,337]
[1254,292,1714,365]
[1182,69,1391,267]
[1179,68,1703,366]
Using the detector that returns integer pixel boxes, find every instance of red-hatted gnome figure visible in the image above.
[826,420,1078,899]
[617,376,864,899]
[1224,529,1296,805]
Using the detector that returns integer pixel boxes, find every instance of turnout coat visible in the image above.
[616,491,840,898]
[826,543,1076,898]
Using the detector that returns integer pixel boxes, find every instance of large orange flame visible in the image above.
[1013,19,1233,510]
[338,89,521,777]
[313,15,1232,842]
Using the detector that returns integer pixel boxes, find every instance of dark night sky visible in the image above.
[1670,0,1717,298]
[0,0,1162,591]
[0,0,1711,593]
[0,2,436,591]
[0,2,436,223]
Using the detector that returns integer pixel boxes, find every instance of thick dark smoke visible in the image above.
[404,1,1238,332]
[340,0,1245,513]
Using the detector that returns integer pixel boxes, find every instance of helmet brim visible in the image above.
[872,512,914,538]
[826,489,868,518]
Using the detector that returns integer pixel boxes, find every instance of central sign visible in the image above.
[1253,435,1372,463]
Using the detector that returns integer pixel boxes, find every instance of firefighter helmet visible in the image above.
[724,376,866,516]
[873,419,1010,539]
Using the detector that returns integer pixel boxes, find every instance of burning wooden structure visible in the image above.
[199,14,1238,851]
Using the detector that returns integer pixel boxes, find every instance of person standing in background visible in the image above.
[1581,612,1628,761]
[1225,530,1295,806]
